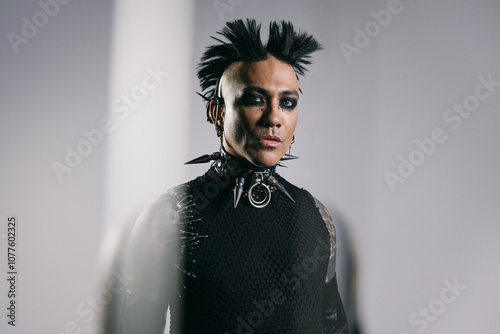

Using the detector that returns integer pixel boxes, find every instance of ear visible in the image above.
[209,99,224,126]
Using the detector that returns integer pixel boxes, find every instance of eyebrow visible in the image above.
[242,85,299,98]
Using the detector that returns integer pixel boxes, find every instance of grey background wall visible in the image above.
[1,0,499,333]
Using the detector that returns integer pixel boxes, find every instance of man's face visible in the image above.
[218,55,299,167]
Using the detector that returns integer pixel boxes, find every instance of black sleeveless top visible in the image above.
[159,155,348,334]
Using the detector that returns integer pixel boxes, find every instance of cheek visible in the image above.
[233,110,256,134]
[291,113,298,131]
[286,113,298,137]
[224,108,250,143]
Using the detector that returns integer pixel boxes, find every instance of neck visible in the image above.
[184,147,295,208]
[217,146,277,177]
[217,147,293,208]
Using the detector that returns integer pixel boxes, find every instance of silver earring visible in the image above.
[279,135,298,165]
[289,135,295,155]
[216,123,223,137]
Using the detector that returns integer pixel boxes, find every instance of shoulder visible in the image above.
[312,197,336,241]
[132,181,197,238]
[298,187,335,229]
[277,177,335,234]
[125,184,192,302]
[284,183,337,255]
[276,175,317,204]
[303,192,338,280]
[127,183,196,270]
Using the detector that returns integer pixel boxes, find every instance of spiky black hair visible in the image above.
[197,19,322,116]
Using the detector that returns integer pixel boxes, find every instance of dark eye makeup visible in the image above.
[238,93,297,110]
[240,94,265,106]
[279,97,297,110]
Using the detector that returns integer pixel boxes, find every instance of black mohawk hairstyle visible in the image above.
[197,18,322,107]
[266,20,322,77]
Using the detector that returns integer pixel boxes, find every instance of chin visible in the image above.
[249,150,283,167]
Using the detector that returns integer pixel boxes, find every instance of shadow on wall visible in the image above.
[333,208,363,334]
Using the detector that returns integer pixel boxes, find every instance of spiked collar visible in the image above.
[185,147,296,209]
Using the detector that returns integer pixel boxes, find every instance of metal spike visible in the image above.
[277,182,295,203]
[233,177,245,208]
[268,175,295,203]
[184,152,220,165]
[277,162,288,168]
[196,92,210,101]
[280,154,299,161]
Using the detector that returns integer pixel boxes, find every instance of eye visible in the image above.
[241,94,264,106]
[280,98,297,110]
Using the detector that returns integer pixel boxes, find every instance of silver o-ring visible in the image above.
[248,183,271,208]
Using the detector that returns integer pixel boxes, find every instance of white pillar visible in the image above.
[104,0,195,229]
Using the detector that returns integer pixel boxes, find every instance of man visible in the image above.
[120,19,348,333]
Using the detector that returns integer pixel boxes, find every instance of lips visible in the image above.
[257,134,283,148]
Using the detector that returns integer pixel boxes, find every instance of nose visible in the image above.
[261,99,282,128]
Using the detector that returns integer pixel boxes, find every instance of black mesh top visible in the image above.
[158,157,348,334]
